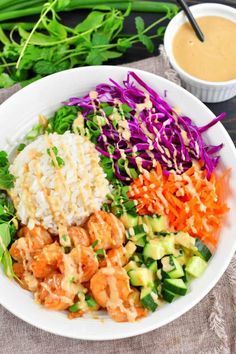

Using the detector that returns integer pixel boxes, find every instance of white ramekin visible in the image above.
[164,3,236,103]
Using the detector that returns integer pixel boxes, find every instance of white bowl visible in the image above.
[0,66,236,340]
[164,3,236,103]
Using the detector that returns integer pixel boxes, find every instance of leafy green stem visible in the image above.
[16,0,58,69]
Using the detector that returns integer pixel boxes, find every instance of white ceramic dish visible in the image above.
[0,66,236,340]
[164,3,236,103]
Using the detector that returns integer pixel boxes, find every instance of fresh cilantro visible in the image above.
[0,3,178,88]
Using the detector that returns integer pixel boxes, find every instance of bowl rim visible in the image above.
[0,65,236,340]
[164,2,236,87]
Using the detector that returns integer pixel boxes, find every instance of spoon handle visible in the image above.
[176,0,205,42]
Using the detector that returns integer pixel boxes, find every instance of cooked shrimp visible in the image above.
[86,211,125,250]
[12,262,29,290]
[35,273,75,310]
[68,226,90,247]
[107,288,147,322]
[59,245,98,283]
[68,310,84,320]
[10,226,53,262]
[90,266,131,308]
[107,303,147,322]
[31,242,63,278]
[13,262,38,291]
[99,246,128,268]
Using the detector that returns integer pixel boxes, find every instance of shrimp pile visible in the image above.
[9,211,147,322]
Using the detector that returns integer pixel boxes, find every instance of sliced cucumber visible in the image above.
[124,260,139,272]
[162,235,175,255]
[147,260,158,273]
[163,278,187,296]
[181,268,191,283]
[162,288,176,303]
[194,238,212,261]
[161,255,175,273]
[128,268,154,287]
[161,256,184,279]
[145,215,168,233]
[120,213,138,229]
[185,256,208,278]
[124,241,137,258]
[173,248,190,266]
[126,224,148,241]
[132,252,143,263]
[135,236,146,248]
[140,287,158,312]
[174,231,196,250]
[143,239,165,260]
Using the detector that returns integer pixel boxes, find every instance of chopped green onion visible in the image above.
[85,295,97,308]
[101,105,114,116]
[26,124,44,140]
[69,303,80,313]
[17,143,26,152]
[91,239,98,249]
[121,103,132,113]
[56,156,65,167]
[92,115,107,127]
[95,248,106,259]
[47,146,58,156]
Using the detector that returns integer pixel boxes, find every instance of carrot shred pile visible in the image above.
[128,163,230,247]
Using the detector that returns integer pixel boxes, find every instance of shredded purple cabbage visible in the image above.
[65,71,225,181]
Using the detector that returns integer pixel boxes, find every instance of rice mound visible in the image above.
[9,132,110,233]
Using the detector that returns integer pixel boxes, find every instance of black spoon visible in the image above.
[176,0,205,42]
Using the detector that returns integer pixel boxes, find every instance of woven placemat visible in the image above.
[0,46,235,354]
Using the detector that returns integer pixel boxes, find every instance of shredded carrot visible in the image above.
[128,163,230,247]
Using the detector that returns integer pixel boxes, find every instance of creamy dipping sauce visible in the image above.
[173,16,236,82]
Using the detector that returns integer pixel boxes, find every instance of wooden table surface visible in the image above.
[56,0,236,146]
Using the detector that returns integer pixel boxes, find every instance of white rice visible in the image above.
[9,132,110,233]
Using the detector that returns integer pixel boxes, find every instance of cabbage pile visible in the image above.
[66,71,225,182]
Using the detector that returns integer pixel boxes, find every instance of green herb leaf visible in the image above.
[0,167,15,190]
[33,60,70,75]
[0,73,15,89]
[46,19,68,39]
[0,223,11,260]
[75,11,105,33]
[56,0,71,11]
[156,26,166,39]
[0,27,10,45]
[85,49,103,66]
[139,34,154,53]
[117,38,132,53]
[135,16,145,34]
[91,32,110,46]
[101,50,123,61]
[0,151,9,168]
[2,250,14,279]
[18,27,57,45]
